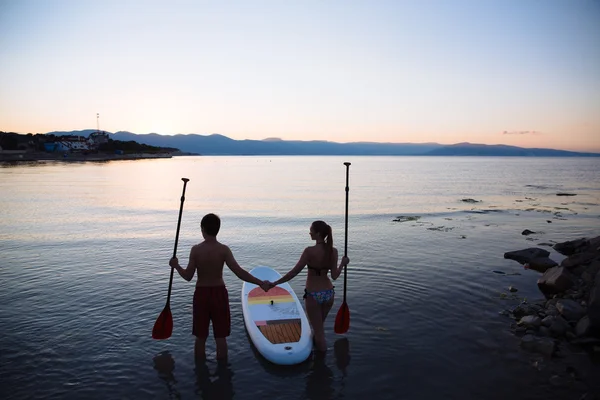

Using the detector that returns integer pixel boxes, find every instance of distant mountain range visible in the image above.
[45,130,600,157]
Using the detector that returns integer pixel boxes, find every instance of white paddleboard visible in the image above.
[241,266,313,365]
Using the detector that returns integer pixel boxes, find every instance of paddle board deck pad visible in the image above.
[242,266,312,365]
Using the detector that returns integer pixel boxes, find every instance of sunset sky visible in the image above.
[1,0,599,152]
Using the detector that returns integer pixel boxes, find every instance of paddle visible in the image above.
[152,177,190,340]
[334,162,351,334]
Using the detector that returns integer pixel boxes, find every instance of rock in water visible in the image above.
[504,248,550,264]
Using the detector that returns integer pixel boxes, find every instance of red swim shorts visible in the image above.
[192,285,231,338]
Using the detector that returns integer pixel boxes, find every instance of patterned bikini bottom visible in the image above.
[303,288,335,305]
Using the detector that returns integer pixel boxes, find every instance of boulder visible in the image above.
[553,238,588,255]
[561,252,599,269]
[512,303,539,318]
[537,267,575,298]
[555,299,586,322]
[528,257,558,273]
[549,316,570,337]
[581,260,600,284]
[541,315,554,327]
[518,315,542,328]
[588,235,600,251]
[575,316,591,337]
[504,248,550,265]
[588,271,600,336]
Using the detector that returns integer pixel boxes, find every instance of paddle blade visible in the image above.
[334,302,350,334]
[152,306,173,340]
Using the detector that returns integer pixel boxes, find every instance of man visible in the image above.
[170,213,270,360]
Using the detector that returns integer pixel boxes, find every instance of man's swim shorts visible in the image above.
[192,285,231,338]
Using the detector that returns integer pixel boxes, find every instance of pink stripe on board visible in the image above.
[255,321,267,326]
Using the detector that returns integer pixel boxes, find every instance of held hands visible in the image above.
[341,256,350,267]
[259,280,277,292]
[169,257,179,269]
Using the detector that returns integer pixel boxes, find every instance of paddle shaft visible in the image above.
[343,162,350,300]
[165,178,190,305]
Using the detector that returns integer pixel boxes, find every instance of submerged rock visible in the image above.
[504,248,550,264]
[528,257,558,273]
[520,334,556,357]
[392,215,421,223]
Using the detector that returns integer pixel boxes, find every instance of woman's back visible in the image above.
[305,244,338,290]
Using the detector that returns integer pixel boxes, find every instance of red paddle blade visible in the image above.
[152,306,173,340]
[334,302,350,334]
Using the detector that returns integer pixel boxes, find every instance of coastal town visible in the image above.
[0,130,178,162]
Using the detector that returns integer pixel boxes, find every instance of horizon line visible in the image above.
[3,128,600,154]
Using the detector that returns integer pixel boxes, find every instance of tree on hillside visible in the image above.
[0,132,20,150]
[98,138,177,154]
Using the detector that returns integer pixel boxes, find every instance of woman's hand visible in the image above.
[341,256,350,266]
[260,280,275,292]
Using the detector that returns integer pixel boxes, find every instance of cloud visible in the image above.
[502,130,542,135]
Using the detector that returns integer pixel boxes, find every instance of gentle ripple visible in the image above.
[1,156,600,400]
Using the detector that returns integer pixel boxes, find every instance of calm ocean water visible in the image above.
[1,156,600,400]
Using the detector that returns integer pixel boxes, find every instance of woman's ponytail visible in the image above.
[312,220,334,264]
[325,223,333,262]
[325,224,333,249]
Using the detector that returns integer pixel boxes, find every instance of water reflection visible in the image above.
[305,351,335,400]
[245,331,352,399]
[246,331,312,377]
[333,337,351,375]
[0,160,41,168]
[303,338,351,400]
[194,359,235,399]
[152,351,180,399]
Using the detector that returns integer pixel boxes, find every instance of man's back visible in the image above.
[169,212,269,361]
[192,239,229,287]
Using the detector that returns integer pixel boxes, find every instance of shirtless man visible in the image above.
[169,213,270,360]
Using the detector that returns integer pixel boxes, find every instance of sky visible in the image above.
[1,0,599,152]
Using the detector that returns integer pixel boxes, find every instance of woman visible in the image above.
[271,220,349,352]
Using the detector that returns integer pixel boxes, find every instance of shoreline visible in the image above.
[502,236,600,360]
[0,151,175,163]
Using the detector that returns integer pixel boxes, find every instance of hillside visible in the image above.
[35,130,600,157]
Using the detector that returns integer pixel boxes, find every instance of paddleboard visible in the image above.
[241,266,312,365]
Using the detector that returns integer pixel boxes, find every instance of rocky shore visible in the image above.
[502,236,600,398]
[503,236,600,357]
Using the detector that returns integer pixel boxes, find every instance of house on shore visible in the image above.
[44,131,110,153]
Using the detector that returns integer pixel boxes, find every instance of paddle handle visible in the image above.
[166,178,190,304]
[343,162,350,297]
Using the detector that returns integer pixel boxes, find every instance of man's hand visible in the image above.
[169,257,179,268]
[260,280,274,292]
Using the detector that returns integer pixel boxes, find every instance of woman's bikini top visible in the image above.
[307,265,328,276]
